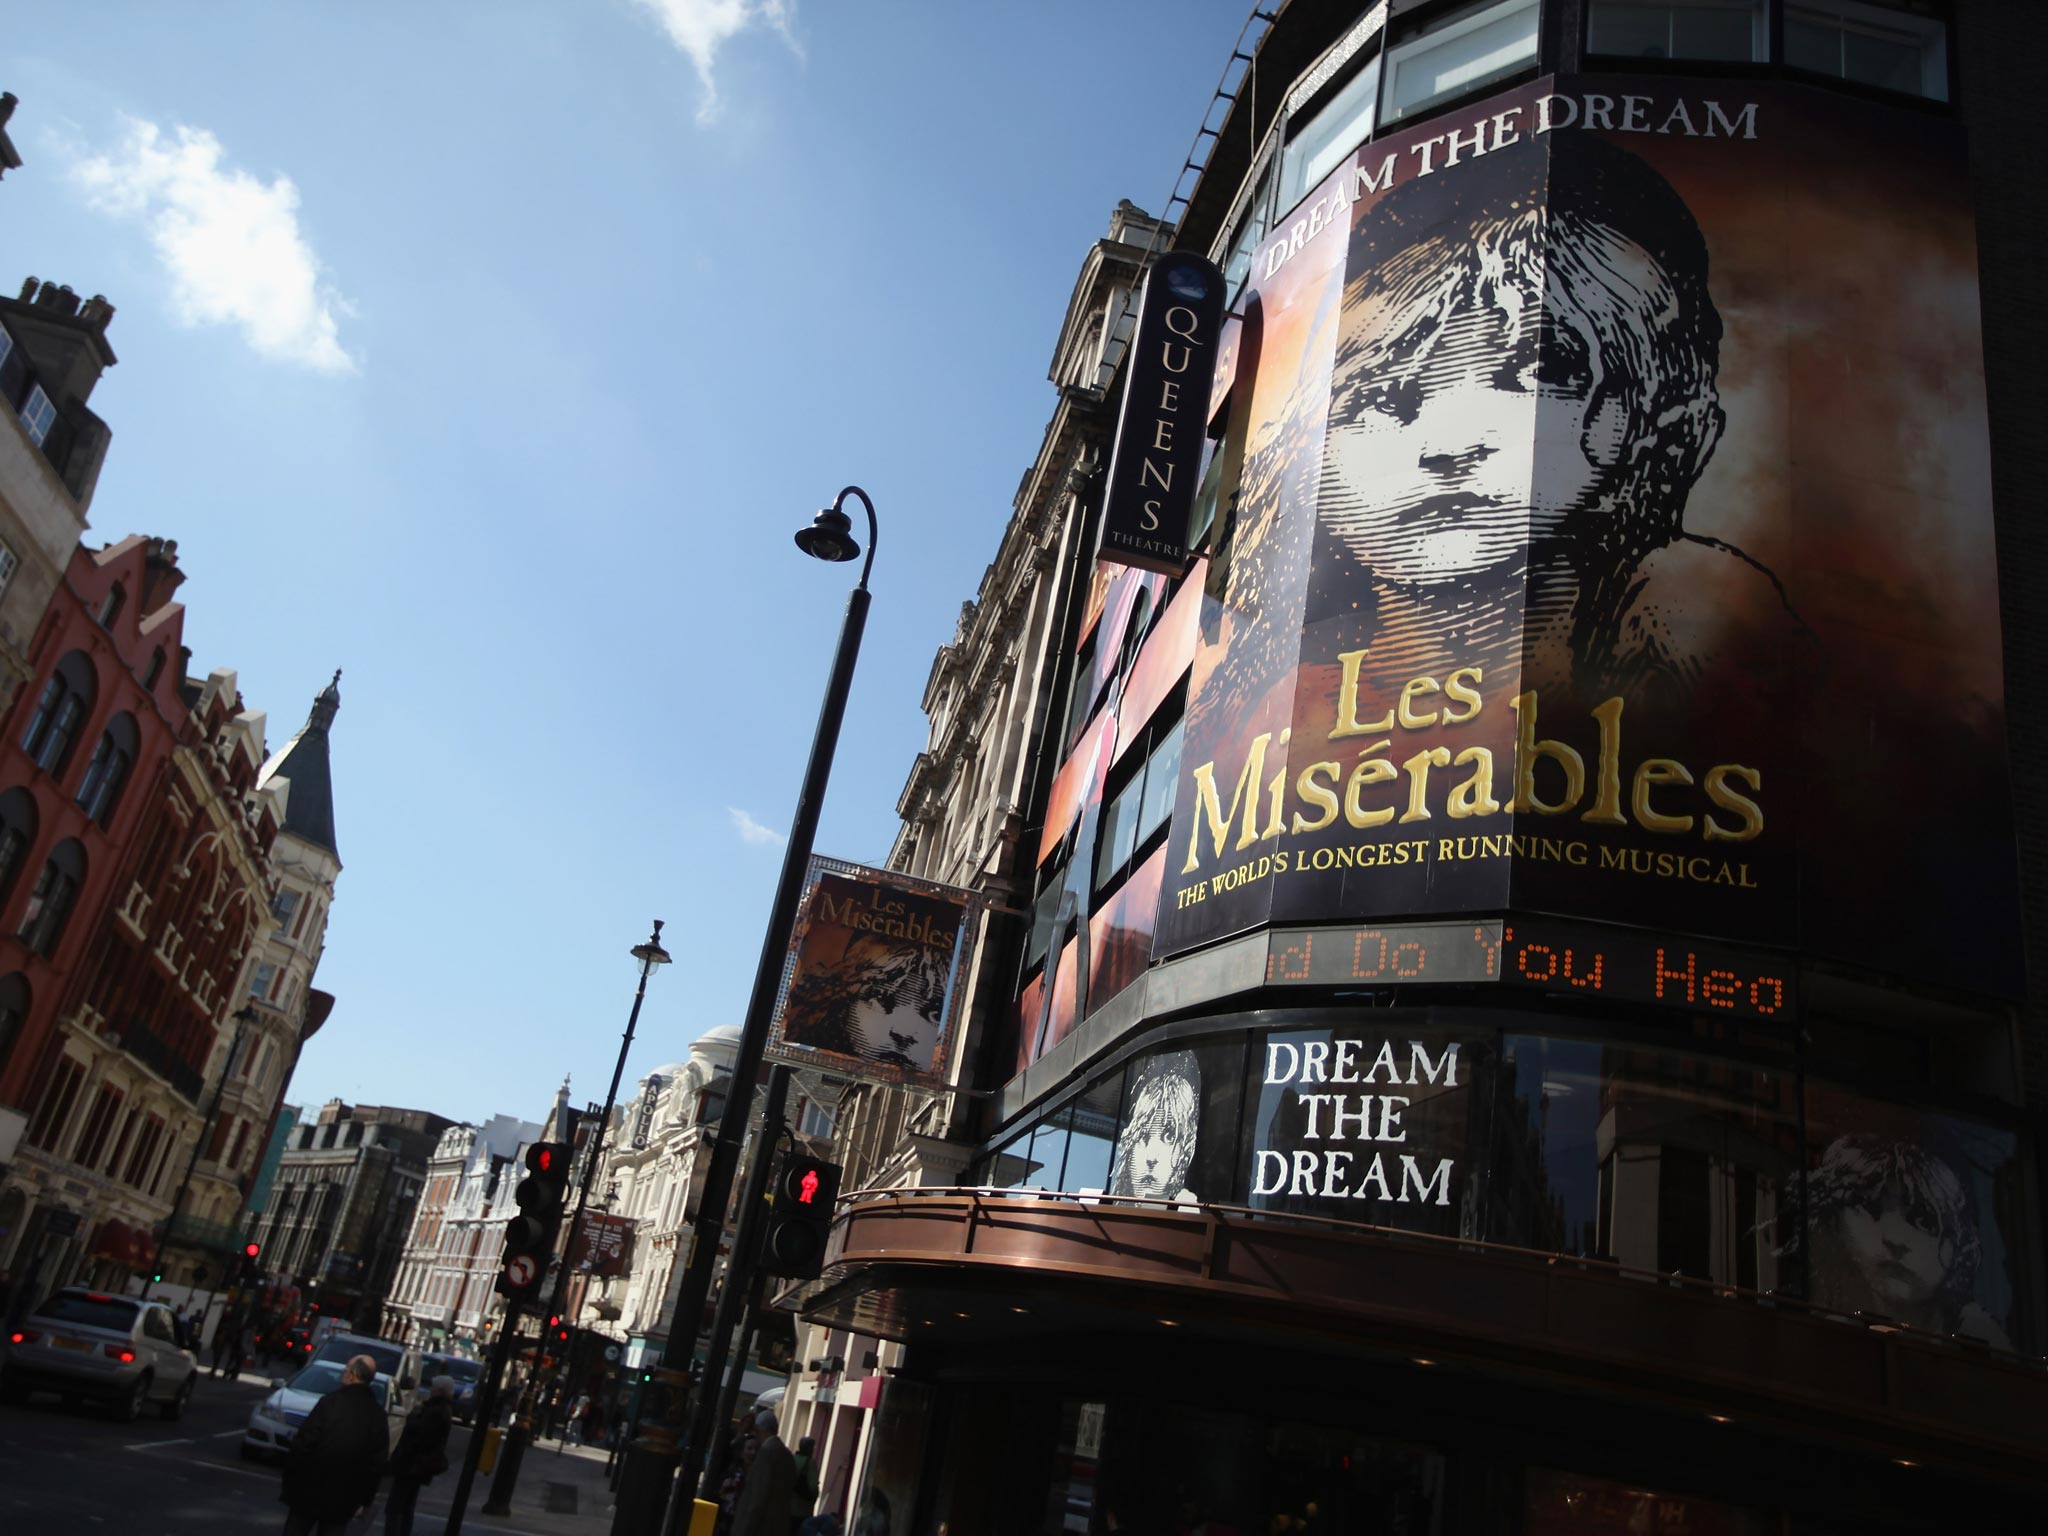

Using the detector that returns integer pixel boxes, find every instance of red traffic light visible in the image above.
[798,1169,820,1204]
[244,1243,261,1258]
[535,1147,553,1171]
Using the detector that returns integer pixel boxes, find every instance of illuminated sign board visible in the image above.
[1260,916,1794,1021]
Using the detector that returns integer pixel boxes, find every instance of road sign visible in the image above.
[503,1253,538,1289]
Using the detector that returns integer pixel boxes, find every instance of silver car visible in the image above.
[242,1359,395,1460]
[0,1288,200,1421]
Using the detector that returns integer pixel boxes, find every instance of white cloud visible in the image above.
[631,0,799,124]
[727,806,786,846]
[71,118,354,374]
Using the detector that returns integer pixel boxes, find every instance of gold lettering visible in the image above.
[1182,733,1271,872]
[1632,758,1696,835]
[1344,743,1398,829]
[1703,764,1764,842]
[1446,747,1499,818]
[1509,693,1585,815]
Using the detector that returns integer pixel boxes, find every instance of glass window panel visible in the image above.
[1061,1066,1125,1195]
[1588,1,1761,62]
[986,1127,1038,1190]
[1219,165,1273,301]
[1485,1037,1800,1292]
[1844,27,1924,93]
[1095,780,1139,892]
[1027,1117,1071,1192]
[1137,721,1184,847]
[1025,873,1064,972]
[1783,14,1838,73]
[1384,0,1539,124]
[1278,55,1381,213]
[1784,3,1947,101]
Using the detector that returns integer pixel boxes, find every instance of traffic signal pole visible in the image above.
[442,1301,524,1536]
[657,1065,796,1536]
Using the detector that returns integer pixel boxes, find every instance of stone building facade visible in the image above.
[381,1112,539,1352]
[246,1099,455,1328]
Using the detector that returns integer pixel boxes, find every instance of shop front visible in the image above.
[803,999,2045,1532]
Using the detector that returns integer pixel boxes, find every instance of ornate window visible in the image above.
[75,711,138,826]
[17,837,85,956]
[21,651,97,779]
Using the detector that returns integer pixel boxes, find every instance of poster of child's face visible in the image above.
[1156,75,2018,1000]
[1787,1112,2019,1349]
[1108,1041,1245,1205]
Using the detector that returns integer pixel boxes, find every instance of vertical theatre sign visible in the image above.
[1096,251,1227,575]
[767,856,980,1091]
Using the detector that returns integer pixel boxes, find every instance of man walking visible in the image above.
[384,1375,456,1536]
[731,1410,796,1536]
[281,1353,388,1536]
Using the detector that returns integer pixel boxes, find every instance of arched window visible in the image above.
[0,972,29,1072]
[75,711,138,827]
[17,837,85,956]
[0,787,37,906]
[20,650,97,778]
[96,584,125,628]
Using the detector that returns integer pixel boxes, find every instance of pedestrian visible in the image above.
[731,1410,796,1536]
[383,1375,455,1536]
[579,1395,605,1446]
[790,1435,820,1536]
[212,1307,243,1379]
[280,1353,389,1536]
[173,1303,194,1350]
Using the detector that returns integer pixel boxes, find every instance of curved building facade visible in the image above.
[800,5,2047,1532]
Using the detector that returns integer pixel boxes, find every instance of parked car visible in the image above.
[419,1353,484,1423]
[242,1358,395,1460]
[0,1288,201,1421]
[307,1332,418,1405]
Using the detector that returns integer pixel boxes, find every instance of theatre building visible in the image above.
[800,3,2048,1531]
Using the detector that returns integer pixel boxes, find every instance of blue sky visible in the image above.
[2,1,1246,1128]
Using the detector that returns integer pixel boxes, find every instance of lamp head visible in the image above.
[630,919,672,976]
[795,507,860,563]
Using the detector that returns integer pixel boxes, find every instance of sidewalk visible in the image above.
[412,1431,620,1536]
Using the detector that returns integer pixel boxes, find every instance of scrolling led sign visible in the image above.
[1261,916,1794,1020]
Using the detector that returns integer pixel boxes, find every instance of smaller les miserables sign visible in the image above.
[1096,251,1227,576]
[767,856,981,1090]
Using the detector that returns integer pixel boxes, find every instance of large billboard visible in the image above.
[1156,75,2019,994]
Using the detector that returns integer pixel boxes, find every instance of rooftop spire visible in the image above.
[257,667,343,860]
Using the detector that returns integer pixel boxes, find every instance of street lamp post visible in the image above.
[477,922,670,1518]
[612,487,878,1536]
[144,1003,258,1300]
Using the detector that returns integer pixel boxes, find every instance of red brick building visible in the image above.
[0,535,279,1292]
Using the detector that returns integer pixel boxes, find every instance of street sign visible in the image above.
[503,1253,538,1289]
[44,1209,79,1237]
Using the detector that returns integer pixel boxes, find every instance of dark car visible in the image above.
[419,1353,483,1423]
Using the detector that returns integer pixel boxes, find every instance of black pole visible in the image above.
[144,1006,254,1299]
[485,922,667,1514]
[668,1066,789,1534]
[443,1303,524,1536]
[613,487,876,1536]
[697,1260,772,1504]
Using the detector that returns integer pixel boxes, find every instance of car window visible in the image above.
[311,1336,404,1375]
[424,1355,480,1383]
[35,1293,139,1333]
[142,1308,174,1341]
[288,1362,349,1396]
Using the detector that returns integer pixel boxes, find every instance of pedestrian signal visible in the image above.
[760,1153,841,1280]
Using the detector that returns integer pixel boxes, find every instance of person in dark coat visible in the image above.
[383,1375,455,1536]
[281,1354,389,1536]
[731,1410,797,1536]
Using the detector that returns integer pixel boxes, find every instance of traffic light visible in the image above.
[548,1313,571,1346]
[498,1140,570,1301]
[760,1152,841,1280]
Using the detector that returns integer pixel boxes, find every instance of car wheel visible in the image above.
[116,1374,150,1423]
[160,1375,195,1421]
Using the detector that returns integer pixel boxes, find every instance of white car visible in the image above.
[242,1359,396,1461]
[1,1288,200,1422]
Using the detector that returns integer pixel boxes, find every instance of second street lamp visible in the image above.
[613,486,878,1536]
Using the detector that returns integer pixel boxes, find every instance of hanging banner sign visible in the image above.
[766,856,982,1091]
[569,1212,636,1277]
[1096,250,1227,576]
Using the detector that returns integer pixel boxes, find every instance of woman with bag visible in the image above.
[384,1376,456,1536]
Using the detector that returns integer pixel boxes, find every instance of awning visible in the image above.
[89,1219,155,1272]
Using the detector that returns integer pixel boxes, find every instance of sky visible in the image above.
[2,0,1250,1129]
